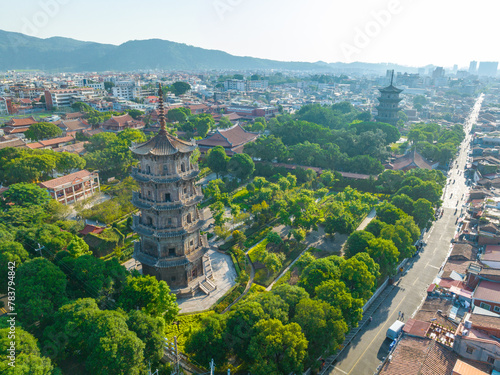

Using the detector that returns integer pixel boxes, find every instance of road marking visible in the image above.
[347,298,406,374]
[0,308,6,314]
[333,367,348,374]
[428,265,439,270]
[413,278,419,286]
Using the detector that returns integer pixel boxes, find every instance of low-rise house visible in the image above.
[472,280,500,313]
[3,116,37,135]
[27,136,75,150]
[101,114,145,132]
[39,170,100,205]
[385,149,439,171]
[57,119,90,136]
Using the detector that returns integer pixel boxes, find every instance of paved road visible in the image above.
[327,95,483,375]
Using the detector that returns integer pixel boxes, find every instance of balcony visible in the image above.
[131,191,203,211]
[132,214,206,238]
[131,167,199,184]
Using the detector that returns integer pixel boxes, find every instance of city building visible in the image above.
[469,61,478,75]
[39,170,100,205]
[130,86,210,290]
[375,71,403,126]
[478,62,499,77]
[0,97,13,115]
[44,88,95,110]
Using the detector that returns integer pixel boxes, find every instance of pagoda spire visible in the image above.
[158,83,166,132]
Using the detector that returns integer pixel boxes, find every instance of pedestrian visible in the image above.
[401,312,405,321]
[398,311,401,320]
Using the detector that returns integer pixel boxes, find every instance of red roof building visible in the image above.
[3,116,37,135]
[39,170,100,205]
[196,124,259,156]
[27,135,75,150]
[101,114,145,132]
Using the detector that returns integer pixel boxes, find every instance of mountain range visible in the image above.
[0,29,420,73]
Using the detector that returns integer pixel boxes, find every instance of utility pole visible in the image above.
[209,359,215,375]
[164,336,179,375]
[35,243,44,257]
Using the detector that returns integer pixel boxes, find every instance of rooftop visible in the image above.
[39,170,96,189]
[473,279,500,303]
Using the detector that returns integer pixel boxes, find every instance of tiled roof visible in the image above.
[27,136,74,149]
[403,318,431,338]
[469,313,500,332]
[39,170,95,189]
[483,245,500,262]
[197,124,258,149]
[449,243,476,261]
[388,149,436,171]
[130,129,196,156]
[64,112,84,119]
[452,359,489,375]
[473,280,500,303]
[0,138,27,150]
[379,337,457,375]
[5,116,36,127]
[59,119,89,131]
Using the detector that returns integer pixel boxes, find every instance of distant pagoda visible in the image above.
[375,70,403,126]
[130,85,208,288]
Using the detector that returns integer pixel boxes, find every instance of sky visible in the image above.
[1,0,499,68]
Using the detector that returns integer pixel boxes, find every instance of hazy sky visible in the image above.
[1,0,498,67]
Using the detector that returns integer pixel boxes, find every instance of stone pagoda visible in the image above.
[130,85,208,289]
[375,70,403,126]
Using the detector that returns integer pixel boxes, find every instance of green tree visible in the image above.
[55,152,86,174]
[3,183,50,207]
[380,224,415,260]
[127,310,165,365]
[244,135,288,162]
[185,314,227,366]
[293,298,347,351]
[344,230,375,258]
[67,237,92,258]
[412,198,435,229]
[167,107,190,123]
[170,81,191,96]
[225,301,268,360]
[206,146,228,178]
[218,115,232,128]
[299,257,340,296]
[17,258,68,326]
[376,201,407,225]
[25,122,62,141]
[340,255,376,300]
[316,279,364,327]
[366,238,400,277]
[193,114,214,138]
[0,241,29,294]
[118,275,179,321]
[247,319,308,375]
[391,194,415,216]
[232,230,246,247]
[266,231,283,245]
[228,153,255,180]
[104,81,115,92]
[126,109,144,119]
[0,327,54,374]
[271,284,309,318]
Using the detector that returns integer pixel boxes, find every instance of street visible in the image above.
[327,95,483,375]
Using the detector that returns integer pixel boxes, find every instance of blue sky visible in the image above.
[1,0,498,67]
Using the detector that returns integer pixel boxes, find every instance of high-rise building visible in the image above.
[478,62,498,77]
[375,70,403,126]
[131,86,208,289]
[469,61,478,74]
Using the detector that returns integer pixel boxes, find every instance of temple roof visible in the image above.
[130,131,197,156]
[379,84,403,93]
[130,84,197,156]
